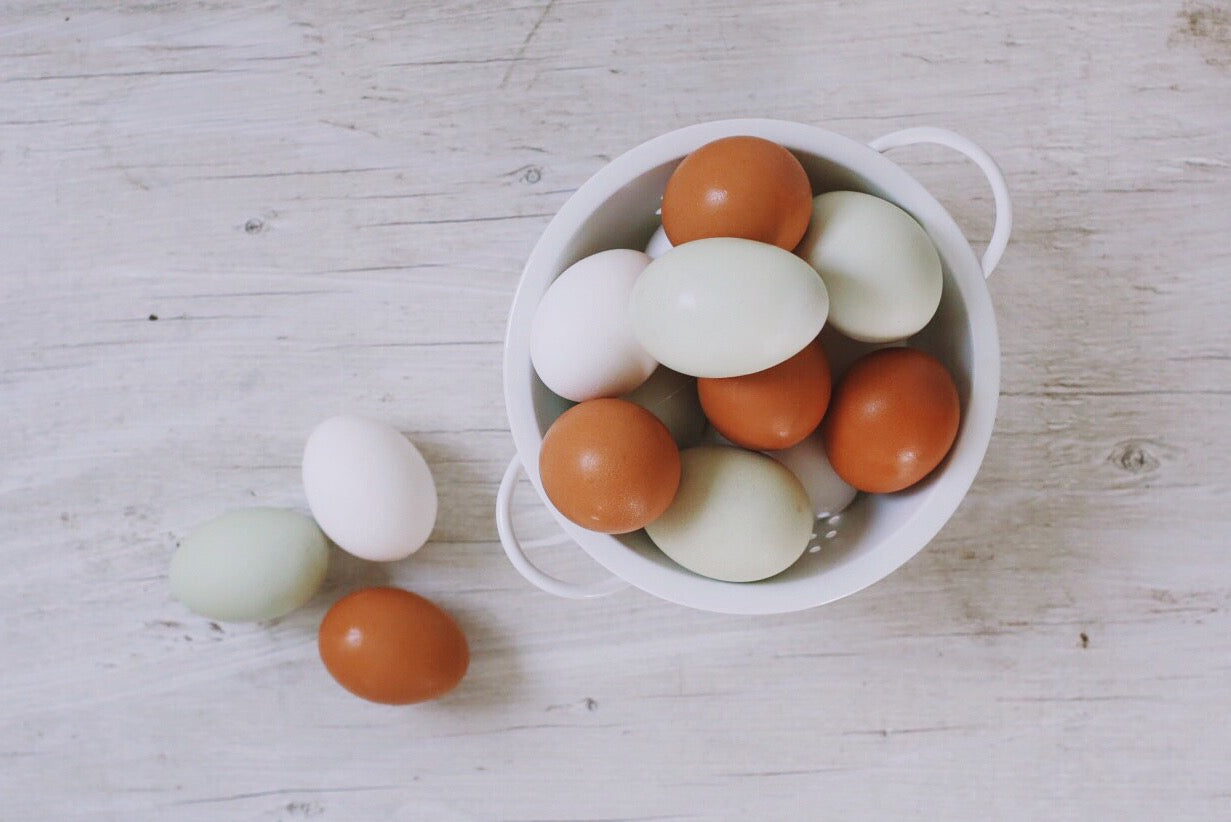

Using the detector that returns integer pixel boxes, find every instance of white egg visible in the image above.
[796,191,942,343]
[644,224,673,259]
[765,431,858,518]
[621,366,705,448]
[302,415,437,562]
[530,249,657,402]
[630,238,829,378]
[645,446,812,583]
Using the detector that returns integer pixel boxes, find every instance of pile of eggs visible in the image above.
[169,415,466,705]
[531,136,961,584]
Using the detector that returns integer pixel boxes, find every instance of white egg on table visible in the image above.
[765,430,858,518]
[621,365,706,448]
[645,445,813,583]
[796,191,942,343]
[644,224,673,259]
[530,248,657,402]
[630,238,828,378]
[302,415,437,562]
[170,508,328,622]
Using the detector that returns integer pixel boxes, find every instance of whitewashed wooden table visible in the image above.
[4,1,1230,819]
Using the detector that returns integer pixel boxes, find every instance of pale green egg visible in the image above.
[629,237,829,378]
[170,508,329,622]
[646,445,812,583]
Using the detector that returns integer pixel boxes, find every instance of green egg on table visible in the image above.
[170,507,329,622]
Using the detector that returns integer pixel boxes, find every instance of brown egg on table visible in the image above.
[538,398,681,534]
[660,136,813,251]
[821,347,961,493]
[318,587,469,705]
[697,338,832,451]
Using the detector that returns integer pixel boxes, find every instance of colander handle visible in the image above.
[869,127,1012,279]
[495,457,629,599]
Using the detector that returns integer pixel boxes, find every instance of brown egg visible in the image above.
[821,348,961,493]
[697,339,831,451]
[539,398,681,533]
[660,136,813,250]
[318,587,469,705]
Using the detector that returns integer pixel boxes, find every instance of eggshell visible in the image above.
[170,508,328,622]
[531,248,657,402]
[629,238,829,378]
[318,587,468,704]
[539,399,681,534]
[822,348,961,493]
[660,136,813,250]
[302,415,437,561]
[697,338,831,450]
[765,432,858,518]
[796,191,942,343]
[644,224,673,259]
[621,366,706,448]
[645,446,812,583]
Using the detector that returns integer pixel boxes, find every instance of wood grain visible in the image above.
[2,0,1229,819]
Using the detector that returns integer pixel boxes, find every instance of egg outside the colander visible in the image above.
[302,415,437,562]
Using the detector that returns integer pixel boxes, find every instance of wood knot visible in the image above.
[244,217,265,234]
[1174,2,1231,67]
[1107,439,1160,474]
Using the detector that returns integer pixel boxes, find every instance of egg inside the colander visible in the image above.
[538,398,681,534]
[621,365,706,449]
[644,224,672,259]
[796,190,943,344]
[660,135,813,251]
[764,429,858,519]
[530,248,657,402]
[696,337,832,451]
[645,445,813,583]
[628,237,829,379]
[822,347,961,493]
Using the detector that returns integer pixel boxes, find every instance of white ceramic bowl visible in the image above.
[497,119,1011,615]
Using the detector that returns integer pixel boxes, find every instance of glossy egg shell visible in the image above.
[318,587,469,705]
[697,338,831,450]
[538,398,681,534]
[660,136,813,250]
[645,446,813,583]
[302,415,437,562]
[821,348,960,493]
[530,248,656,402]
[629,237,829,378]
[796,191,943,343]
[170,508,329,623]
